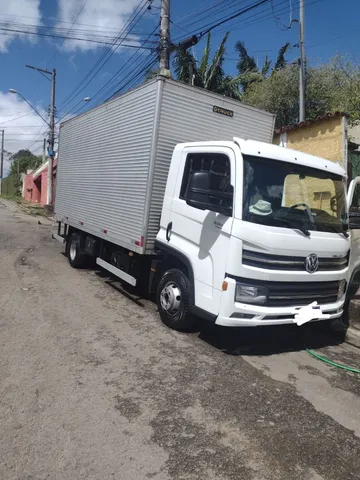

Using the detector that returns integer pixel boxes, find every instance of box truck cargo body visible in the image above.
[55,77,275,254]
[54,76,360,331]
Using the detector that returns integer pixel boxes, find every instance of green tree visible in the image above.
[173,32,242,99]
[235,41,291,92]
[243,56,360,128]
[9,149,42,195]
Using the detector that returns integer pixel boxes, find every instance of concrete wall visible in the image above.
[22,160,56,206]
[349,124,360,145]
[23,172,41,204]
[273,116,345,165]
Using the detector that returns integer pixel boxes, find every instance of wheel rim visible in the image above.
[160,282,181,314]
[69,239,77,261]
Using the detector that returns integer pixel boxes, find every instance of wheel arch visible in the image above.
[155,241,195,305]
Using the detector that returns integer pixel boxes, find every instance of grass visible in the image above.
[0,194,22,203]
[0,194,47,217]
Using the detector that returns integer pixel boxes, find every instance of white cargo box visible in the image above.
[55,77,275,254]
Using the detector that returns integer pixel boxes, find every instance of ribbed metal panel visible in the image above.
[145,79,275,250]
[55,81,158,251]
[56,78,275,254]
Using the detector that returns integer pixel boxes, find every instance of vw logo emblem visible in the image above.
[305,253,319,274]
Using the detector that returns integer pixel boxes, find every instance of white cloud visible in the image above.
[0,92,49,176]
[0,0,42,52]
[57,0,142,52]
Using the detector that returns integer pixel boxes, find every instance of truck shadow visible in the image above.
[93,267,347,356]
[195,320,346,356]
[94,270,146,308]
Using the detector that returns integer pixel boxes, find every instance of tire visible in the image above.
[157,268,194,330]
[67,232,87,268]
[347,283,359,300]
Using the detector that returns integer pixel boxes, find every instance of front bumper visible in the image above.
[216,277,345,327]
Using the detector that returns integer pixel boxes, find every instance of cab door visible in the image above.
[347,177,360,285]
[167,146,236,315]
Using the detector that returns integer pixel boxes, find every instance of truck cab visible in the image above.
[155,138,360,329]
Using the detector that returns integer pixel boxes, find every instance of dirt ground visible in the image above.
[1,198,360,480]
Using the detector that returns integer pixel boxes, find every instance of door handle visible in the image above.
[166,222,172,242]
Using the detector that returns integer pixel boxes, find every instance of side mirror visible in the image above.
[186,171,233,216]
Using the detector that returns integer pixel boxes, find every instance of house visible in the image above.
[272,112,355,216]
[22,159,57,206]
[273,112,349,171]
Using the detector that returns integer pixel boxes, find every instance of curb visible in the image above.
[345,327,360,349]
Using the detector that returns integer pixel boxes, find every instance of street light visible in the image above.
[9,89,50,126]
[56,97,91,125]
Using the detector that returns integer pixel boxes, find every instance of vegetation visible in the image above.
[243,56,360,128]
[235,41,291,92]
[149,31,360,128]
[174,32,242,99]
[4,149,42,195]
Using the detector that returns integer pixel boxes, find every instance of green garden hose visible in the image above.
[306,348,360,374]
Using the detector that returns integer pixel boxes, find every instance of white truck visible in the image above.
[53,76,360,330]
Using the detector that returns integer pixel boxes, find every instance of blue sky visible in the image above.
[0,0,359,170]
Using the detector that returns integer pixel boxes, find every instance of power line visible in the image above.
[172,0,231,31]
[271,0,294,31]
[57,0,151,112]
[172,0,249,42]
[85,23,160,107]
[0,20,154,38]
[45,0,89,67]
[104,54,159,102]
[174,0,247,35]
[195,0,271,37]
[0,12,148,31]
[0,28,155,48]
[214,0,323,35]
[0,112,34,125]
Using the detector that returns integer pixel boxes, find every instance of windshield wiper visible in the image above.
[320,223,349,238]
[276,218,311,237]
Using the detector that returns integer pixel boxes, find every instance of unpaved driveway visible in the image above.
[1,198,360,480]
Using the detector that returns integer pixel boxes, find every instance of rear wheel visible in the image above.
[157,269,194,330]
[67,232,87,268]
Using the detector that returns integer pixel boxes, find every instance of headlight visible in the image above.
[337,280,347,300]
[235,283,268,305]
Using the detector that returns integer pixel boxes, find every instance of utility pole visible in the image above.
[159,0,171,77]
[0,130,4,196]
[25,65,56,211]
[42,138,46,164]
[48,68,56,210]
[299,0,306,122]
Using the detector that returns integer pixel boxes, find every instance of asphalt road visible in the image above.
[1,198,360,480]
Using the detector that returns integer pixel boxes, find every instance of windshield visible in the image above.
[243,155,347,234]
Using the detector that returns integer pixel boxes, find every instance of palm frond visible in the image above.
[235,40,257,74]
[261,55,272,77]
[204,32,229,90]
[199,32,211,79]
[274,42,291,71]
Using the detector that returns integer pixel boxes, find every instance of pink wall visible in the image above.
[23,172,41,204]
[22,159,57,206]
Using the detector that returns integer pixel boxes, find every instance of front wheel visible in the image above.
[157,269,194,330]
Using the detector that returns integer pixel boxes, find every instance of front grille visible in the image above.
[242,249,349,272]
[267,281,340,306]
[229,275,341,307]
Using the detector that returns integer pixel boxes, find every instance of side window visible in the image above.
[350,184,360,213]
[180,152,232,208]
